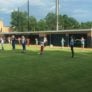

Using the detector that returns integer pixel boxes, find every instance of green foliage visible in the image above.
[80,22,92,29]
[58,15,64,29]
[36,19,48,31]
[10,10,37,32]
[28,16,37,31]
[11,11,28,31]
[62,15,80,29]
[10,10,92,31]
[45,12,56,30]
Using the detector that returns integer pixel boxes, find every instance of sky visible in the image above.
[0,0,92,26]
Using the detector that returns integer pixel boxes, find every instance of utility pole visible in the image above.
[18,8,20,31]
[56,0,59,31]
[27,0,30,31]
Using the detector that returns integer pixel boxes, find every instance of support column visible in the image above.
[65,33,69,47]
[87,31,92,48]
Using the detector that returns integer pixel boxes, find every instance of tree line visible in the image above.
[10,11,92,32]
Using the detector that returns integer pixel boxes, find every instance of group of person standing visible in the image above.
[11,35,26,52]
[61,37,85,48]
[0,35,48,54]
[0,35,26,52]
[0,35,86,57]
[70,36,85,58]
[61,37,85,58]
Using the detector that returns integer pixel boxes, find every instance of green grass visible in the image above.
[0,44,92,92]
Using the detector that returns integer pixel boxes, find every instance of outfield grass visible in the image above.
[0,44,92,92]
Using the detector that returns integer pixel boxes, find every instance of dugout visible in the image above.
[1,29,92,47]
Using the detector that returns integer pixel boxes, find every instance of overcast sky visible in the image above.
[0,0,92,26]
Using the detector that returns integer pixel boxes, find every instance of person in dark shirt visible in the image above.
[11,35,16,50]
[70,36,74,58]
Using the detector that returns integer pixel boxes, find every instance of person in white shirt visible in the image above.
[21,36,26,52]
[44,36,47,46]
[35,38,38,45]
[61,37,65,48]
[81,37,85,48]
[0,37,4,50]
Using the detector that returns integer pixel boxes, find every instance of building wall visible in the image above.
[0,20,10,33]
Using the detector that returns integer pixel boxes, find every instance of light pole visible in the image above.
[56,0,59,31]
[17,8,20,31]
[27,0,30,31]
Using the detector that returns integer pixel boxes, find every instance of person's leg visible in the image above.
[83,44,84,48]
[22,44,25,52]
[13,44,15,50]
[62,43,64,48]
[23,44,25,50]
[2,46,4,50]
[22,44,23,51]
[40,46,44,55]
[12,44,14,50]
[22,44,24,50]
[72,47,74,58]
[71,46,74,58]
[23,44,26,51]
[1,44,4,50]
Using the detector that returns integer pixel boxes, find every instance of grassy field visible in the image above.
[0,44,92,92]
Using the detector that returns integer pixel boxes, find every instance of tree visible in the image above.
[11,10,92,32]
[80,22,92,29]
[58,15,64,29]
[28,16,37,31]
[11,11,28,31]
[36,19,48,31]
[69,17,80,29]
[11,10,37,32]
[45,12,56,30]
[62,15,79,29]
